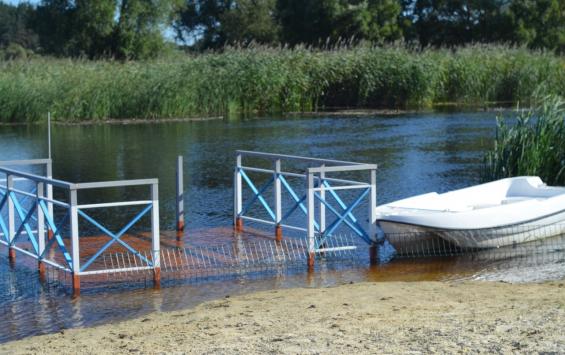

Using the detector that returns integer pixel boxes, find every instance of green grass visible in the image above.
[482,96,565,186]
[1,44,564,122]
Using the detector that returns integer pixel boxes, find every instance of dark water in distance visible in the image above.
[2,111,546,342]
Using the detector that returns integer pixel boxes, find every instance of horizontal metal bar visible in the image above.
[4,187,36,199]
[38,196,70,208]
[308,164,377,173]
[3,243,38,258]
[279,223,308,232]
[313,184,371,192]
[0,238,69,270]
[0,187,69,208]
[240,167,369,186]
[240,166,306,178]
[79,266,153,276]
[74,179,158,190]
[237,150,364,166]
[0,167,72,189]
[0,159,51,167]
[316,246,357,253]
[77,200,152,209]
[240,215,276,226]
[40,257,72,272]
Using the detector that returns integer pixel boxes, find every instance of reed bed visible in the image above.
[1,44,564,122]
[483,96,565,185]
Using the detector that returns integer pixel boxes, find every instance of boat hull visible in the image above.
[379,210,565,252]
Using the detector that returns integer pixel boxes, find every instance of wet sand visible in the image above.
[1,280,564,354]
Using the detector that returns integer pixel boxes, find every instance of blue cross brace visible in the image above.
[0,192,9,242]
[239,169,276,221]
[314,187,372,247]
[39,201,73,269]
[9,193,39,254]
[78,204,153,272]
[279,175,320,231]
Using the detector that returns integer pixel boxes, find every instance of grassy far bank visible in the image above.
[1,44,565,123]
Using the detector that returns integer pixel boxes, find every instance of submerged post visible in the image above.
[69,188,80,296]
[151,182,161,288]
[6,174,15,263]
[369,168,378,265]
[47,113,54,240]
[234,153,243,232]
[176,155,185,234]
[274,159,282,241]
[306,170,315,270]
[37,182,46,278]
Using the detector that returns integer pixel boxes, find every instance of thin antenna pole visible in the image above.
[47,112,52,160]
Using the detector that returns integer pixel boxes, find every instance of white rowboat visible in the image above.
[375,177,565,252]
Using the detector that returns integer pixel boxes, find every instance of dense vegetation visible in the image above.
[1,0,564,60]
[1,45,564,122]
[482,96,565,186]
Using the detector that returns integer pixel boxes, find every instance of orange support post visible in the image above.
[275,225,282,242]
[153,267,161,289]
[235,218,243,232]
[307,252,315,271]
[72,273,80,297]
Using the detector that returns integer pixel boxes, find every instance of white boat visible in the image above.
[375,177,565,253]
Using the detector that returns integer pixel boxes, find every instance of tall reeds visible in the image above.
[0,44,564,122]
[482,96,565,186]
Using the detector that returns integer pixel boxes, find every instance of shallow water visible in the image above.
[1,111,563,342]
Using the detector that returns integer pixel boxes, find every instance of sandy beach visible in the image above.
[1,280,564,354]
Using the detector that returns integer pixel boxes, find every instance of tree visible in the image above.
[509,0,565,53]
[405,0,515,47]
[276,0,403,46]
[174,0,279,49]
[0,2,39,52]
[33,0,182,59]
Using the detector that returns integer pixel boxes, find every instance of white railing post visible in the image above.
[36,182,46,275]
[46,160,54,239]
[69,187,81,295]
[307,169,315,269]
[369,168,378,264]
[319,165,326,235]
[6,174,15,261]
[274,159,282,241]
[175,155,184,233]
[234,153,243,232]
[151,182,161,288]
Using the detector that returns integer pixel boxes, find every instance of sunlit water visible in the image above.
[0,111,563,342]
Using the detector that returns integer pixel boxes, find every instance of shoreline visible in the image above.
[1,280,563,354]
[0,104,522,127]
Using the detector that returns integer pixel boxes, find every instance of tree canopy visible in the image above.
[0,0,564,58]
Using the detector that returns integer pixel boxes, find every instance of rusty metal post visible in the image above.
[6,174,15,263]
[368,168,378,265]
[274,159,282,241]
[69,188,80,296]
[47,114,54,240]
[37,182,46,278]
[176,155,184,235]
[306,169,315,270]
[234,153,243,232]
[151,182,161,289]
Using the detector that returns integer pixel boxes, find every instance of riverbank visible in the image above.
[1,280,563,354]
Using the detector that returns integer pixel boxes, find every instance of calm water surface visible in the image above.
[2,111,559,342]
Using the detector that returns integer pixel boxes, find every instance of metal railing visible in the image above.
[0,160,161,295]
[233,150,378,267]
